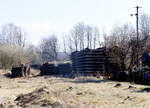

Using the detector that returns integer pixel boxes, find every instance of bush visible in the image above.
[0,44,28,69]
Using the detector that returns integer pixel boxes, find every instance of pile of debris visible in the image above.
[11,64,30,78]
[11,66,23,77]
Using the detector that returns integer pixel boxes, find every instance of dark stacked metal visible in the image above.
[71,47,106,76]
[40,62,72,76]
[11,67,23,77]
[71,51,78,74]
[56,63,72,76]
[40,63,55,75]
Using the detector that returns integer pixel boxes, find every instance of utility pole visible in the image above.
[135,6,141,67]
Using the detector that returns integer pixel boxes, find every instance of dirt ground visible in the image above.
[0,70,150,108]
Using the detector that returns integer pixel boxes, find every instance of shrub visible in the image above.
[0,44,28,69]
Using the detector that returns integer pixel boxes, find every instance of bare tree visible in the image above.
[0,23,26,47]
[64,22,101,53]
[62,34,73,55]
[92,27,101,49]
[105,24,135,71]
[139,13,150,53]
[105,13,150,72]
[26,45,41,64]
[70,22,86,51]
[86,25,93,49]
[140,13,150,37]
[39,35,59,62]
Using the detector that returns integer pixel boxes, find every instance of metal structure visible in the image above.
[40,62,72,76]
[71,47,120,77]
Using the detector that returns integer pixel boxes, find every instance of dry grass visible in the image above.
[0,71,150,108]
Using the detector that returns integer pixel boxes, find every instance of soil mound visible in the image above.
[15,87,63,108]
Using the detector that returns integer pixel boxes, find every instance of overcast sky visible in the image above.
[0,0,149,45]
